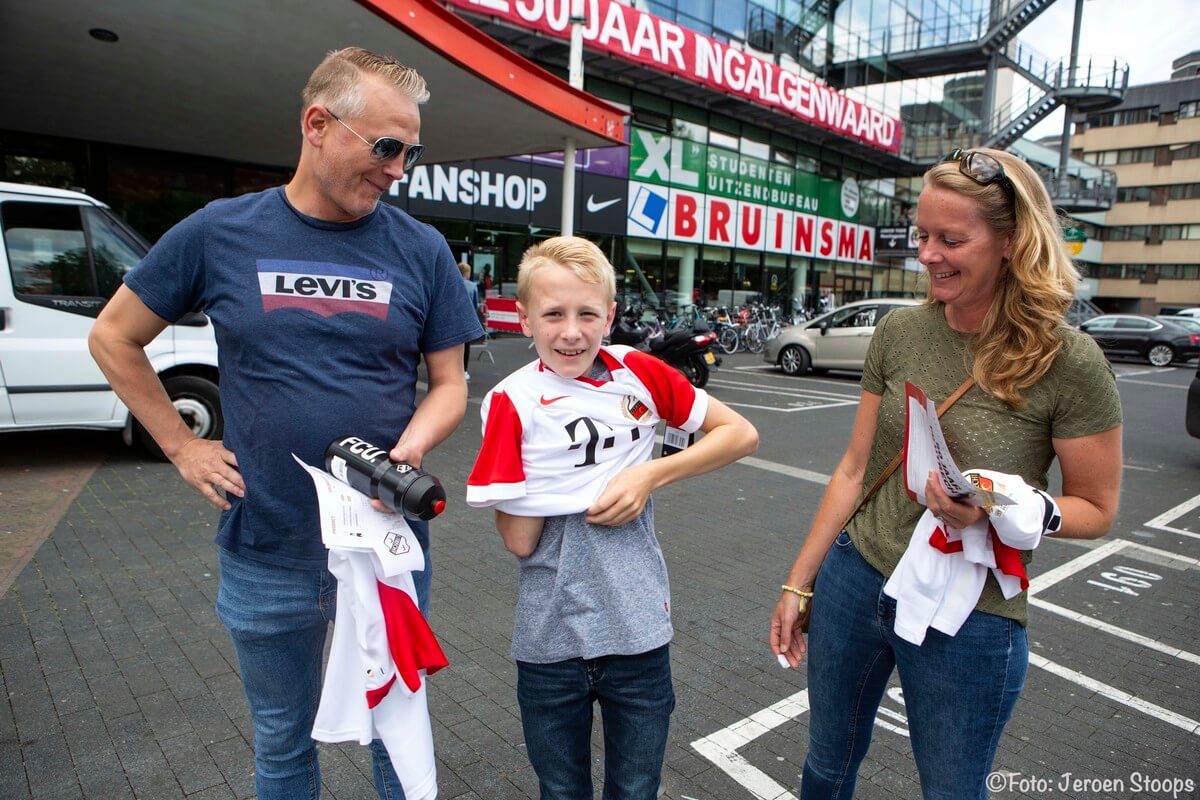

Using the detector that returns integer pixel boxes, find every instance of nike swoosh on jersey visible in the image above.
[586,195,621,213]
[539,395,570,405]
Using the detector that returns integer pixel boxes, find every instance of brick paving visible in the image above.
[2,338,1198,799]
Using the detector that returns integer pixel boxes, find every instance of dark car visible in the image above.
[1079,314,1200,367]
[1159,315,1200,335]
[1189,359,1200,439]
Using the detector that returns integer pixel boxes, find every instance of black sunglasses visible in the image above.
[941,148,1015,204]
[328,110,424,171]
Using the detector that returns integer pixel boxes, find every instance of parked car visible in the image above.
[0,182,221,455]
[764,298,921,376]
[1174,307,1200,318]
[1189,359,1200,439]
[1158,315,1200,335]
[1079,314,1200,367]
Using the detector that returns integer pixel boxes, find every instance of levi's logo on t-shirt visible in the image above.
[257,259,393,320]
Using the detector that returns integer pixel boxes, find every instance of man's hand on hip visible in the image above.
[172,438,244,511]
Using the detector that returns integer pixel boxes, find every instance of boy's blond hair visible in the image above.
[517,237,616,304]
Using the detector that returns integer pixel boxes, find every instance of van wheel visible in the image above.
[137,375,223,461]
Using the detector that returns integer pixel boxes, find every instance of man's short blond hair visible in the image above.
[517,237,616,304]
[302,47,430,117]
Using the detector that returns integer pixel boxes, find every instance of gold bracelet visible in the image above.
[781,584,813,599]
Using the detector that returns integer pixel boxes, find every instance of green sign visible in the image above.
[627,127,857,221]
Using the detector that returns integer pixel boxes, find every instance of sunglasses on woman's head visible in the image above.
[328,110,424,171]
[941,148,1016,204]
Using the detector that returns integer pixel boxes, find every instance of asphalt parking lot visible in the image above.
[2,336,1198,799]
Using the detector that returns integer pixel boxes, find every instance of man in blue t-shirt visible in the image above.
[90,47,482,800]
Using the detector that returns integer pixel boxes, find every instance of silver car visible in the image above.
[763,298,922,375]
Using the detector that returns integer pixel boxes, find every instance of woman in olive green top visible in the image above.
[770,148,1123,799]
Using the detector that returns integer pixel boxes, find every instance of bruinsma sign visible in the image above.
[627,181,876,265]
[447,0,903,153]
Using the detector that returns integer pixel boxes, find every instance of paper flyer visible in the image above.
[903,382,1015,509]
[292,454,425,576]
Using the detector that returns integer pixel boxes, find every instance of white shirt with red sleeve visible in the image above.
[466,345,709,516]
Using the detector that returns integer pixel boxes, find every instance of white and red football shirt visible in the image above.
[466,345,709,515]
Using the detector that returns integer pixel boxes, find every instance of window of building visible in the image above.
[646,1,676,20]
[713,0,747,38]
[1116,186,1153,203]
[1172,142,1200,160]
[740,137,770,159]
[1168,183,1200,200]
[1179,100,1200,119]
[1157,264,1200,280]
[709,128,740,150]
[3,155,78,189]
[676,0,713,22]
[1116,183,1200,202]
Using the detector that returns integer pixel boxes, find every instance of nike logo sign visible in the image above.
[540,395,569,405]
[586,195,621,213]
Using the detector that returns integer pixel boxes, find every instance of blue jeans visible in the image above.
[517,644,674,800]
[802,531,1027,800]
[216,546,433,800]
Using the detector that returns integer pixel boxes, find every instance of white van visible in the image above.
[0,181,220,454]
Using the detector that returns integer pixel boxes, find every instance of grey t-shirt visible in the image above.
[510,361,673,663]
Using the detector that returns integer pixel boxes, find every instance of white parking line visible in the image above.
[737,456,831,486]
[707,378,859,401]
[723,400,859,413]
[1030,653,1200,734]
[690,689,808,800]
[1027,539,1129,594]
[1144,493,1200,540]
[1116,367,1182,377]
[1118,378,1189,389]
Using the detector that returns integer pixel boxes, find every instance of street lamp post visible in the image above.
[561,0,586,237]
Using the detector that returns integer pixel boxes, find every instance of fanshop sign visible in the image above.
[626,128,875,264]
[447,0,902,153]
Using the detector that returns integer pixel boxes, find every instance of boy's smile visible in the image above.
[517,264,616,380]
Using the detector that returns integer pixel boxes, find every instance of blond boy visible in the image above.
[467,237,757,799]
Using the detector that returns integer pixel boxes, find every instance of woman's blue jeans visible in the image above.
[802,531,1028,800]
[516,644,674,800]
[216,546,432,800]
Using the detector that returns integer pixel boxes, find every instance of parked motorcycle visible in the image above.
[609,305,718,388]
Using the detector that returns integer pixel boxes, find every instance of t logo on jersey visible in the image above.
[565,416,642,468]
[257,259,393,319]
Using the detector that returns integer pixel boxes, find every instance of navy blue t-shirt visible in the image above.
[124,187,483,568]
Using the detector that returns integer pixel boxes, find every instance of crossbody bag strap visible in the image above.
[840,376,976,531]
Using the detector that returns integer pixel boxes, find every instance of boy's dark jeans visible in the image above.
[517,644,674,799]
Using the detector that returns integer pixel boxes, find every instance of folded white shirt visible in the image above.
[883,470,1061,646]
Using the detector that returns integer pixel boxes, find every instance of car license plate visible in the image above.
[704,352,716,365]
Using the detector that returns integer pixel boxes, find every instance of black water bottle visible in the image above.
[325,436,447,520]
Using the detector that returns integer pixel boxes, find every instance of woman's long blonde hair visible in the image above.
[922,148,1077,407]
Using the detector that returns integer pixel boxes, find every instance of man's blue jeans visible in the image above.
[516,644,674,800]
[801,531,1028,800]
[216,546,432,800]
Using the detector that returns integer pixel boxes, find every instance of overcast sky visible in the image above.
[1020,0,1193,138]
